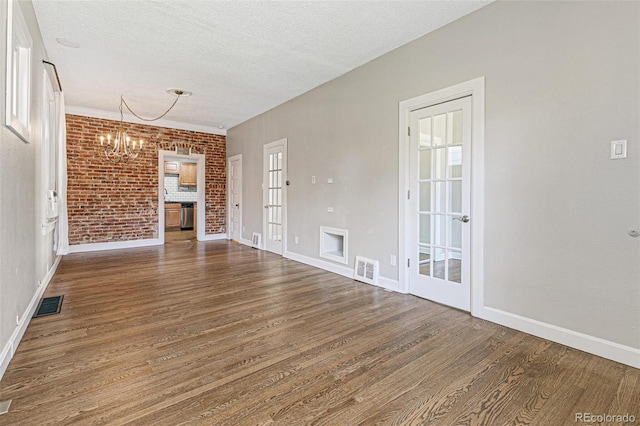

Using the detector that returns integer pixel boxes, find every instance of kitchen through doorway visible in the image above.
[158,150,206,243]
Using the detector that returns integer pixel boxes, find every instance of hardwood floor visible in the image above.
[0,241,638,425]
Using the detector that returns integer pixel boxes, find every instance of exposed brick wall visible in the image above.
[66,114,226,245]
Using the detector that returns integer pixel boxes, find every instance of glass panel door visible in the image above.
[410,96,471,311]
[263,140,287,255]
[267,151,283,243]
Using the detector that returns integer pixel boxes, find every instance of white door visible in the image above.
[263,139,287,255]
[409,96,472,311]
[228,155,242,242]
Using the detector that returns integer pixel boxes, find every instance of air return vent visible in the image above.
[354,256,379,285]
[251,232,261,249]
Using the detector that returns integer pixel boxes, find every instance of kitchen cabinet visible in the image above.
[179,163,197,186]
[165,203,181,230]
[164,161,180,174]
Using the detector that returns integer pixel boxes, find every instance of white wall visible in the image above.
[227,0,639,355]
[0,0,60,379]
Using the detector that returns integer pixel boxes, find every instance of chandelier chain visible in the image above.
[120,93,181,122]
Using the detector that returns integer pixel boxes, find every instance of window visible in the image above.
[5,0,33,142]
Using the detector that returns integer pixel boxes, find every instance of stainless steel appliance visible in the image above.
[180,203,194,230]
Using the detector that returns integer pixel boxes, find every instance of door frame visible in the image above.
[158,149,206,243]
[262,138,288,255]
[227,154,242,241]
[398,77,485,315]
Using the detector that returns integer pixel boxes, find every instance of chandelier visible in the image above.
[100,89,190,163]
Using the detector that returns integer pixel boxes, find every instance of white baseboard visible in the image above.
[0,256,62,381]
[69,238,162,253]
[378,276,402,293]
[198,233,227,242]
[477,306,640,369]
[283,250,400,293]
[239,238,254,247]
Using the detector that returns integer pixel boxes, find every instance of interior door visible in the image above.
[229,156,242,242]
[409,96,471,311]
[263,140,287,255]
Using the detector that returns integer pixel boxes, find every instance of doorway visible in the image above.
[158,150,206,243]
[262,138,287,255]
[399,77,485,315]
[228,154,242,242]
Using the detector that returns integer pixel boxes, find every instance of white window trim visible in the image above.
[5,0,33,143]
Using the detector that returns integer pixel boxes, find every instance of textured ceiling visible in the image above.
[32,0,491,134]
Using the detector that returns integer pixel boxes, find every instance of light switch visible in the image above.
[327,207,334,213]
[311,176,316,184]
[327,177,333,184]
[611,140,627,159]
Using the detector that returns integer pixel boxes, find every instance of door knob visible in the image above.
[453,215,470,223]
[235,203,239,208]
[264,205,269,209]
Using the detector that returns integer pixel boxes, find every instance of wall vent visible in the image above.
[354,256,379,285]
[251,232,261,249]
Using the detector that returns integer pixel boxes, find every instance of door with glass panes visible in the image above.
[409,96,471,311]
[263,140,286,255]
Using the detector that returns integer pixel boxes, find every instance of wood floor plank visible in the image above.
[0,240,637,425]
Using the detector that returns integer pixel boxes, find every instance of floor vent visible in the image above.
[33,295,63,318]
[251,232,262,249]
[354,256,379,286]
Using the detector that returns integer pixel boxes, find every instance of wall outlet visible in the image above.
[327,177,333,184]
[327,207,334,213]
[294,236,299,244]
[311,176,316,184]
[390,255,397,266]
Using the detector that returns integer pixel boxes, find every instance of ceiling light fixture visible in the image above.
[55,37,80,48]
[99,89,190,163]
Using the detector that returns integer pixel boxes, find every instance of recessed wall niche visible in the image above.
[319,226,348,264]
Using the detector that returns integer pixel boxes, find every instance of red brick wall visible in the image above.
[65,114,226,245]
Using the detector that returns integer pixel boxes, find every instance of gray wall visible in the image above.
[227,1,639,349]
[1,0,58,373]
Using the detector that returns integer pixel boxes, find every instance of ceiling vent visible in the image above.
[354,256,379,286]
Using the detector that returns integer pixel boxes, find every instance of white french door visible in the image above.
[263,139,287,255]
[409,96,472,311]
[228,155,242,242]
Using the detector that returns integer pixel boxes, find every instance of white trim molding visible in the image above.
[477,307,640,369]
[69,238,162,253]
[158,150,206,244]
[284,250,400,293]
[239,237,254,247]
[398,76,485,313]
[65,106,226,136]
[199,233,228,241]
[0,256,61,380]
